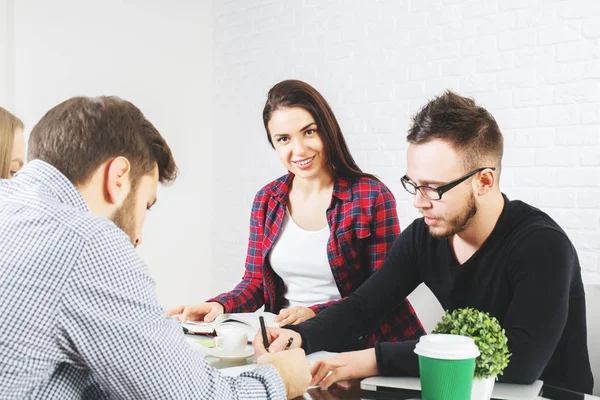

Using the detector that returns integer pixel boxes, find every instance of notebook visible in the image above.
[360,376,544,400]
[181,311,277,341]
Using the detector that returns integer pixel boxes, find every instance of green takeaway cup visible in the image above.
[414,334,480,400]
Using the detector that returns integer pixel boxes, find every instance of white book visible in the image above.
[182,311,278,341]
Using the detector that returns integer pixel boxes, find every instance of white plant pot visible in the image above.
[471,376,496,400]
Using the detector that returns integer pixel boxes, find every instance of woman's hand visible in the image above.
[275,306,316,326]
[166,302,224,323]
[310,349,378,389]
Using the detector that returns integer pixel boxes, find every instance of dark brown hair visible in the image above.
[263,79,378,181]
[0,107,24,179]
[407,90,503,171]
[28,96,177,187]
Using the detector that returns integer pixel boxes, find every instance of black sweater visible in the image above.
[291,195,594,394]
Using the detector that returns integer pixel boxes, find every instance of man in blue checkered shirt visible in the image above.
[0,96,310,399]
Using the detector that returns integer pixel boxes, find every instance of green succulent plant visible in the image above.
[432,308,511,379]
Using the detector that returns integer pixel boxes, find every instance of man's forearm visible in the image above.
[375,340,420,377]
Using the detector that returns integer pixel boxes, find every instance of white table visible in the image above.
[185,334,598,400]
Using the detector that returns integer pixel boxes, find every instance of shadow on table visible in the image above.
[292,380,421,400]
[293,381,591,400]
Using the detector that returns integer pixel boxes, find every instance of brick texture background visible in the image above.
[211,0,600,292]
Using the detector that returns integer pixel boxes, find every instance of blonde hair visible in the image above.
[0,107,24,179]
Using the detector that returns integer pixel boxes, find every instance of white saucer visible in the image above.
[207,345,254,361]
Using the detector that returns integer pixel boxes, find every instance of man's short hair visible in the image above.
[407,90,503,172]
[29,96,177,186]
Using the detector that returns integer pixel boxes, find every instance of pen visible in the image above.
[284,337,294,350]
[259,316,270,351]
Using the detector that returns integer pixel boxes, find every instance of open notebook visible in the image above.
[182,311,277,341]
[360,376,544,400]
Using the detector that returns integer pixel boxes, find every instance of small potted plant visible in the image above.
[432,308,511,400]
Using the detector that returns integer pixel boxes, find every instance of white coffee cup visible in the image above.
[214,329,247,356]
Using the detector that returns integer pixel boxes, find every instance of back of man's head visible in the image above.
[28,96,177,188]
[407,90,504,173]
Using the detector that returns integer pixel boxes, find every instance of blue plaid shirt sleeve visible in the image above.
[0,161,286,399]
[58,224,286,399]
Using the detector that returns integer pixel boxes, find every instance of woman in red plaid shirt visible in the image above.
[168,80,424,347]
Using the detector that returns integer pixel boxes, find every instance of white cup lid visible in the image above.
[414,334,480,360]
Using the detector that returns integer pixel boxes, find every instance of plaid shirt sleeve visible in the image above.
[308,185,400,315]
[365,184,400,271]
[60,224,285,399]
[207,192,266,313]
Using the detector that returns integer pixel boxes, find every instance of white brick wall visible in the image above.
[211,0,600,293]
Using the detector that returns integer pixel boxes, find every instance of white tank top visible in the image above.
[268,210,341,308]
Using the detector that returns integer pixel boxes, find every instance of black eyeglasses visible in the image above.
[401,167,496,201]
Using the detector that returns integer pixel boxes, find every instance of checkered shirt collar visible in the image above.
[266,172,354,202]
[16,159,90,212]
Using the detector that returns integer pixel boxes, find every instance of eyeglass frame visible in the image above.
[401,167,496,201]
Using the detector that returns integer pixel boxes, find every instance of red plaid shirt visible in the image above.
[208,173,425,345]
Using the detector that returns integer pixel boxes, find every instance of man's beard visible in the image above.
[427,191,478,239]
[111,190,138,246]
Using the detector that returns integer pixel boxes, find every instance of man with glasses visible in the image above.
[256,91,594,394]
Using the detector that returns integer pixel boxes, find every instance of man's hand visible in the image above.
[274,306,316,326]
[253,327,302,358]
[165,302,224,323]
[258,348,311,399]
[310,349,378,389]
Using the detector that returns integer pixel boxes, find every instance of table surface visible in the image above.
[184,334,597,400]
